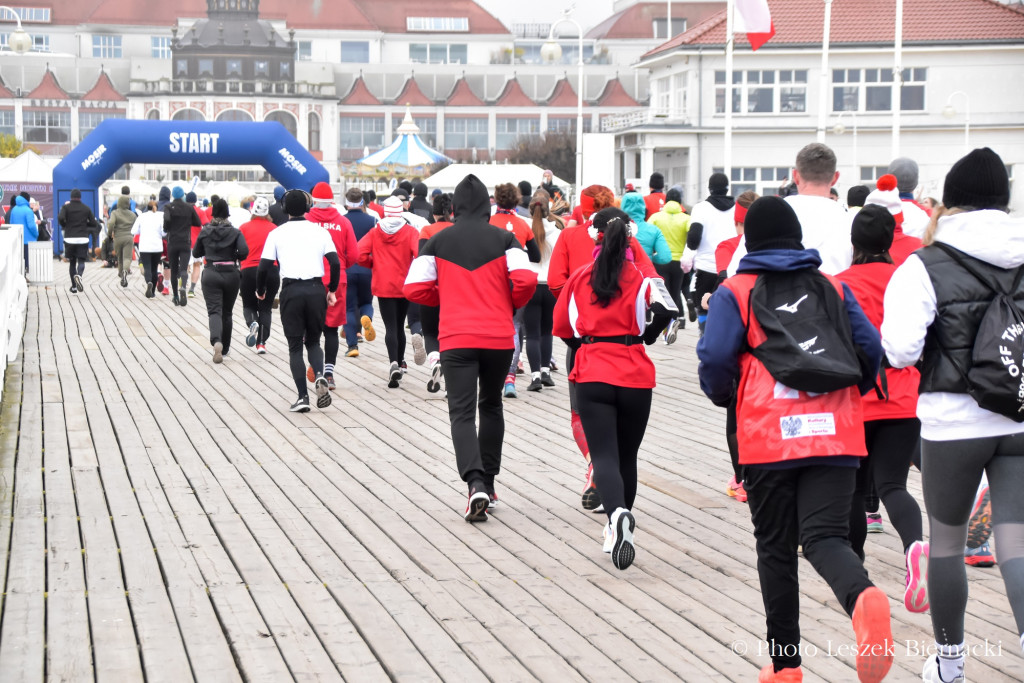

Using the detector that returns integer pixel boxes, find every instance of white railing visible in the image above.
[0,225,27,402]
[601,109,690,133]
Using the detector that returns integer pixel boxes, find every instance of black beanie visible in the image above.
[70,188,81,199]
[709,172,729,196]
[518,180,532,198]
[185,191,197,204]
[851,205,895,255]
[744,196,803,252]
[942,147,1010,210]
[211,198,230,220]
[284,189,311,216]
[649,172,664,191]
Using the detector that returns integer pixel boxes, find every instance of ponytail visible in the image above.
[590,216,629,307]
[531,201,548,256]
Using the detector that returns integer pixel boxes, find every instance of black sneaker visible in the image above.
[145,282,155,298]
[314,376,331,409]
[464,482,489,522]
[541,371,555,387]
[120,273,128,288]
[69,285,78,294]
[245,321,260,347]
[179,287,187,306]
[527,377,543,392]
[326,374,336,391]
[73,274,84,292]
[686,298,698,323]
[387,361,402,388]
[289,396,310,413]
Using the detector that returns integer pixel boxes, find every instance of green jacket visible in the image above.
[107,196,137,241]
[649,201,690,260]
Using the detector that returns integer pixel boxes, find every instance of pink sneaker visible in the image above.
[905,540,929,613]
[727,475,748,503]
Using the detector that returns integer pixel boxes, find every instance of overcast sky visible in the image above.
[474,0,617,33]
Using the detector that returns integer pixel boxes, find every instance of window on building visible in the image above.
[900,67,927,111]
[0,110,14,136]
[1,7,50,22]
[226,59,242,78]
[713,165,792,196]
[198,59,214,77]
[340,116,385,150]
[514,41,595,65]
[715,69,807,115]
[340,41,369,63]
[860,165,890,182]
[175,59,188,77]
[280,61,291,78]
[217,110,253,122]
[254,60,269,78]
[407,17,469,32]
[443,117,487,149]
[393,116,436,147]
[297,40,312,61]
[23,110,70,143]
[146,109,160,120]
[266,110,297,138]
[91,34,122,59]
[172,108,205,121]
[151,36,171,59]
[547,117,592,134]
[652,18,687,40]
[409,43,467,64]
[308,112,321,152]
[79,110,124,140]
[864,68,894,111]
[29,34,48,51]
[496,118,539,150]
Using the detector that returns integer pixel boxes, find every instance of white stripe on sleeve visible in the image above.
[505,247,531,272]
[404,254,437,286]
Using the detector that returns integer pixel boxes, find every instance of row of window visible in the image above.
[710,164,933,197]
[714,70,809,114]
[298,40,371,63]
[5,110,128,144]
[339,116,589,150]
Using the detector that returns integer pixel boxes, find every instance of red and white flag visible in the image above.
[734,0,775,51]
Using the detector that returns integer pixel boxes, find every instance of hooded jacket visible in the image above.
[409,183,433,222]
[882,209,1024,441]
[156,186,171,211]
[307,205,358,289]
[107,196,137,241]
[10,195,38,244]
[356,214,419,298]
[57,199,100,241]
[404,174,538,351]
[163,198,202,245]
[648,201,690,261]
[192,219,249,264]
[621,193,671,265]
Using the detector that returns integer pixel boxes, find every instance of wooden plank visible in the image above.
[0,355,23,616]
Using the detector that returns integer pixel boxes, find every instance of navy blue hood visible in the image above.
[737,248,822,274]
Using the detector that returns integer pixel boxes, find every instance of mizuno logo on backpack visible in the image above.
[776,294,808,314]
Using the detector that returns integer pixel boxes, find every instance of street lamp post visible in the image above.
[0,6,33,54]
[943,90,970,155]
[541,11,584,201]
[831,110,857,182]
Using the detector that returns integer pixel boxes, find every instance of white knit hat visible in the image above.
[865,174,904,226]
[251,196,270,217]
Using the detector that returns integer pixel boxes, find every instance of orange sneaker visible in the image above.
[759,664,803,682]
[727,475,748,503]
[851,586,894,683]
[306,366,315,383]
[361,315,376,342]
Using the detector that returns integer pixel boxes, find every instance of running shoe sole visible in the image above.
[964,550,995,567]
[427,363,442,393]
[212,342,223,364]
[246,321,260,347]
[851,586,894,683]
[315,377,331,409]
[905,541,929,613]
[665,319,679,345]
[611,511,636,570]
[967,488,992,549]
[306,366,315,383]
[361,315,376,342]
[582,486,602,511]
[73,274,84,291]
[179,288,188,306]
[411,333,426,365]
[464,491,489,522]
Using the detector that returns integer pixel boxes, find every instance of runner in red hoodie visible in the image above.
[357,195,419,388]
[238,197,279,354]
[306,182,358,390]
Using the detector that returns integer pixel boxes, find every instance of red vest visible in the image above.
[723,273,867,465]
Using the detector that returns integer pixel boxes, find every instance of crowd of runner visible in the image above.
[49,144,1023,683]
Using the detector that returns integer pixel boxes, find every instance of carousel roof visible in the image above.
[356,108,452,170]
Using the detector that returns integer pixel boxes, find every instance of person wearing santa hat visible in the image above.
[886,157,932,240]
[357,195,420,388]
[864,174,923,266]
[306,182,358,390]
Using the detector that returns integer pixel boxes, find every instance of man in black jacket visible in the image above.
[409,182,433,222]
[163,186,202,306]
[268,185,289,226]
[57,189,100,293]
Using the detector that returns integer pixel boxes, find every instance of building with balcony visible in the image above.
[611,0,1024,209]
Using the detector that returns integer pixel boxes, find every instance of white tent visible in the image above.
[0,150,54,183]
[425,164,570,195]
[101,178,159,199]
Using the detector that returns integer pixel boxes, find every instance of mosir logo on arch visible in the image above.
[81,144,107,170]
[279,147,307,175]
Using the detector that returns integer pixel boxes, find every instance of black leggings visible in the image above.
[240,266,279,344]
[524,284,555,372]
[849,418,923,558]
[922,434,1024,644]
[67,243,88,279]
[726,398,742,482]
[378,297,409,364]
[167,242,191,294]
[324,327,340,366]
[655,261,684,317]
[141,252,161,286]
[407,302,422,336]
[575,382,652,519]
[280,280,327,398]
[201,266,240,353]
[421,304,440,355]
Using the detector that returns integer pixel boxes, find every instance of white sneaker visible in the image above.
[602,524,613,553]
[411,333,426,365]
[608,507,636,570]
[427,359,443,393]
[664,318,681,345]
[922,654,965,682]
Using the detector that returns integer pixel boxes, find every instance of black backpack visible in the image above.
[933,243,1024,422]
[746,268,865,394]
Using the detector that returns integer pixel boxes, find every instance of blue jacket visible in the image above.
[697,248,882,407]
[11,196,38,244]
[620,193,671,265]
[345,208,377,276]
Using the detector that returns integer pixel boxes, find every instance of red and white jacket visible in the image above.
[547,223,657,296]
[357,217,419,298]
[309,205,358,326]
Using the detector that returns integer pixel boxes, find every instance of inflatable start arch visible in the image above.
[51,119,330,220]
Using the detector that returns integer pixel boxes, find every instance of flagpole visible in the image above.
[724,0,734,184]
[816,0,833,143]
[892,0,903,158]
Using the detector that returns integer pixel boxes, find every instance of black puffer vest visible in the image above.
[918,243,1024,393]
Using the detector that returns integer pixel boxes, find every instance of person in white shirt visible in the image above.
[131,200,165,298]
[684,173,735,335]
[256,189,341,413]
[729,142,853,277]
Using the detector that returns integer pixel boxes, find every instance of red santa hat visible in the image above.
[311,182,334,206]
[865,174,904,226]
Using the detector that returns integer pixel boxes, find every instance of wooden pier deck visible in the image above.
[1,264,1021,682]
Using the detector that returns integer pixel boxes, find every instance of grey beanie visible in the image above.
[887,157,919,193]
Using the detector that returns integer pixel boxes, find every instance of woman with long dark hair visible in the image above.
[193,198,249,363]
[524,193,560,391]
[553,207,673,570]
[418,192,455,392]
